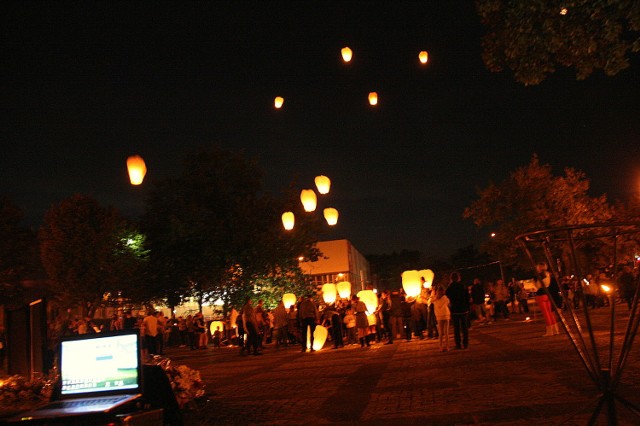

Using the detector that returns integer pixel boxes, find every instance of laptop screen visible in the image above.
[59,330,141,397]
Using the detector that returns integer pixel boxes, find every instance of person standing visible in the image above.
[517,281,530,314]
[123,310,137,330]
[194,312,207,349]
[186,315,197,350]
[400,296,413,341]
[426,287,439,339]
[379,290,393,344]
[299,294,319,352]
[617,265,636,310]
[388,289,403,344]
[470,278,486,324]
[0,326,6,370]
[324,302,344,349]
[255,300,267,349]
[272,301,289,349]
[433,286,451,352]
[493,279,510,320]
[241,298,261,355]
[156,311,167,354]
[535,263,560,337]
[343,309,357,345]
[446,272,470,350]
[142,310,159,355]
[109,314,122,331]
[352,294,370,348]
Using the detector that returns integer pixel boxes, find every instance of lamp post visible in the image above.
[491,232,506,284]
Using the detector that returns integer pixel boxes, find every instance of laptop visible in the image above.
[15,329,143,422]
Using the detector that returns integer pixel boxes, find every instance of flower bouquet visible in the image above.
[0,375,55,415]
[146,356,206,409]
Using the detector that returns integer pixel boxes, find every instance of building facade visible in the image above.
[299,239,371,292]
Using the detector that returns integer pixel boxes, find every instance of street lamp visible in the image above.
[490,232,506,284]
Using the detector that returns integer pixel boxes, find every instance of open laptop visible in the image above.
[15,329,143,422]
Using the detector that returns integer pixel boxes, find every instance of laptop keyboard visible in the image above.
[41,396,128,410]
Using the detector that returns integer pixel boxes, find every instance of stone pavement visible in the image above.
[168,310,640,425]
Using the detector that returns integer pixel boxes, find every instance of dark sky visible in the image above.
[3,2,640,259]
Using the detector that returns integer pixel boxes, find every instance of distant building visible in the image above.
[299,239,371,292]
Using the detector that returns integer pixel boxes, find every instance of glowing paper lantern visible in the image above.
[127,155,147,185]
[283,293,297,309]
[402,270,422,297]
[357,290,378,314]
[419,269,435,288]
[336,281,351,299]
[322,283,337,304]
[314,175,331,194]
[341,46,352,62]
[274,96,284,108]
[419,51,429,64]
[300,189,317,212]
[209,320,225,335]
[368,92,378,106]
[324,208,339,226]
[367,314,377,326]
[282,211,295,230]
[307,325,328,351]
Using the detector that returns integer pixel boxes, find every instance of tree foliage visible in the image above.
[142,146,319,310]
[463,155,613,268]
[476,0,640,85]
[38,194,144,315]
[0,196,39,306]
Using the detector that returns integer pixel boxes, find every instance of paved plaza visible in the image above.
[169,309,640,425]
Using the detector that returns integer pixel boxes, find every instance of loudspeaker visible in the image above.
[142,364,183,425]
[6,305,29,376]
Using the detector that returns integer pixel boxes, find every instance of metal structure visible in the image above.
[516,223,640,425]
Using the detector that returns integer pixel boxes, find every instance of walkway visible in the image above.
[167,310,640,425]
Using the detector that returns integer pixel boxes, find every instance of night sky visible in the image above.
[3,2,640,259]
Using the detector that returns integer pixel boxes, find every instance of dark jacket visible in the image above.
[446,281,470,314]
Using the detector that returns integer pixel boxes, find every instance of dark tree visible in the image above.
[38,194,143,316]
[142,146,319,311]
[0,196,40,306]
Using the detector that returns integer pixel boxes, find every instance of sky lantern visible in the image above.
[126,155,147,185]
[281,211,295,230]
[209,320,225,335]
[300,189,317,212]
[323,208,339,226]
[336,281,351,299]
[307,325,328,351]
[419,269,435,288]
[419,50,429,64]
[402,270,422,297]
[283,293,296,309]
[322,283,337,304]
[341,46,352,62]
[368,92,378,106]
[357,290,378,314]
[314,175,331,194]
[274,96,284,108]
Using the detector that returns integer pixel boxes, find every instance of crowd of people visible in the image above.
[42,263,637,363]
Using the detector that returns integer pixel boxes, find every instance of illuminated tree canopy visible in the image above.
[477,0,640,85]
[463,155,614,267]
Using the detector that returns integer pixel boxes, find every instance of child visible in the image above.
[343,309,357,345]
[213,326,222,348]
[433,286,451,352]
